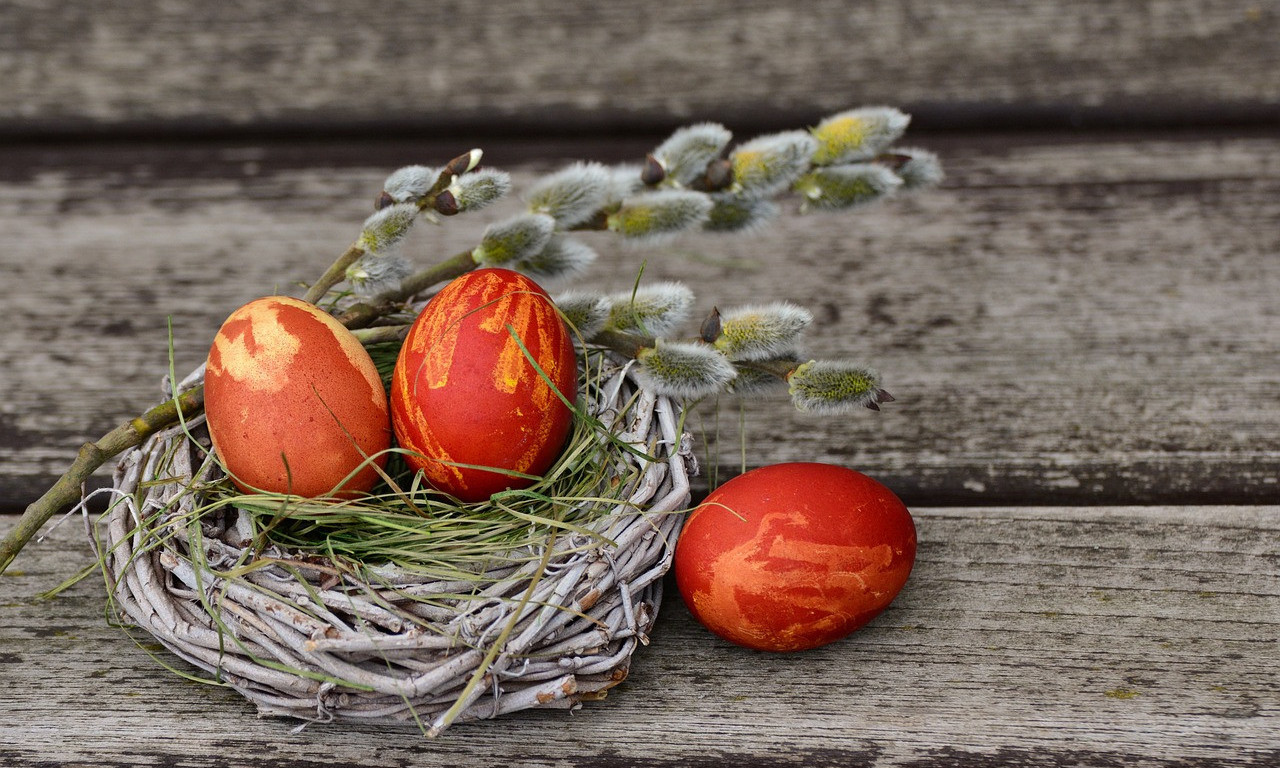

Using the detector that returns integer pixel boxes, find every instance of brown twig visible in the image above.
[302,244,365,305]
[0,385,206,574]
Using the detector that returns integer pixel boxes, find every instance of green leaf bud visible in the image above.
[447,167,511,213]
[713,302,813,361]
[345,251,413,297]
[515,234,597,280]
[471,213,556,267]
[794,164,903,212]
[553,290,611,339]
[606,190,713,242]
[787,360,888,414]
[636,340,737,400]
[356,202,419,252]
[606,281,694,337]
[729,130,819,199]
[526,161,612,228]
[705,193,779,233]
[652,122,733,187]
[382,165,440,205]
[811,107,910,166]
[892,147,945,190]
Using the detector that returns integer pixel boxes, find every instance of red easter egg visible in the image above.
[674,463,916,652]
[390,268,578,502]
[204,296,391,498]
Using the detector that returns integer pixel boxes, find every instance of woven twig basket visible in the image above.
[98,355,692,733]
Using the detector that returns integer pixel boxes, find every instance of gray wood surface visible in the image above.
[4,1,1278,765]
[2,1,1277,136]
[3,507,1276,767]
[2,131,1278,509]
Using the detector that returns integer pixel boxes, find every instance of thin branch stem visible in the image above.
[0,386,206,574]
[350,325,410,345]
[589,329,654,359]
[302,243,365,305]
[736,358,801,380]
[337,249,477,329]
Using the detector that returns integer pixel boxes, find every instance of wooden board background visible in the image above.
[2,130,1278,509]
[1,1,1278,765]
[1,1,1278,137]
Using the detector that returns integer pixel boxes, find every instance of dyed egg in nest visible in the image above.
[391,268,578,503]
[203,296,392,498]
[675,463,917,652]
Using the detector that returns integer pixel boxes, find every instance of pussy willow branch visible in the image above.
[590,329,799,376]
[337,248,477,329]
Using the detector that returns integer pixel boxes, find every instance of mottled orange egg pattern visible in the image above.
[391,269,577,501]
[204,296,391,498]
[689,509,906,651]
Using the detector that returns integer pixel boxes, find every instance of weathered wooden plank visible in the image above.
[2,507,1276,766]
[1,1,1277,136]
[2,131,1278,510]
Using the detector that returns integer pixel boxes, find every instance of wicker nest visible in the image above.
[97,355,692,734]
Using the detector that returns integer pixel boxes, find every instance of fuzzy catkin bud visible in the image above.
[787,360,883,413]
[472,213,557,267]
[345,251,414,297]
[607,164,646,206]
[606,281,695,337]
[811,107,911,166]
[652,123,733,187]
[729,131,819,199]
[448,167,511,213]
[516,235,597,280]
[795,164,903,212]
[892,147,945,190]
[713,303,813,361]
[526,162,612,228]
[704,194,779,233]
[607,190,713,242]
[382,165,440,205]
[357,203,419,252]
[553,290,611,339]
[635,340,737,400]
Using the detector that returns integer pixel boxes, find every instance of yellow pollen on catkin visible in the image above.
[813,117,869,164]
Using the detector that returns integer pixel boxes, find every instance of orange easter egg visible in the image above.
[390,268,578,502]
[204,296,391,498]
[675,463,916,652]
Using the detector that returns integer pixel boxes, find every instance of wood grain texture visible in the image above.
[2,508,1276,767]
[1,1,1277,136]
[2,131,1278,510]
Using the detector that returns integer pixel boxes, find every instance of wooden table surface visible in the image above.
[2,3,1278,766]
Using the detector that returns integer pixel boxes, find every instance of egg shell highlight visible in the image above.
[674,463,917,652]
[204,296,391,498]
[391,268,578,502]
